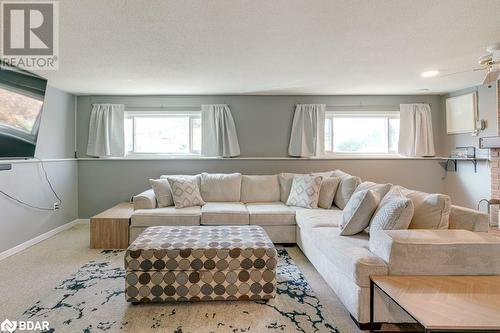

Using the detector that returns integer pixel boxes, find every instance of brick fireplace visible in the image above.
[489,83,500,226]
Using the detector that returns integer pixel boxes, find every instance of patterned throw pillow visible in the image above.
[340,189,378,235]
[369,187,414,233]
[166,176,205,208]
[149,179,174,207]
[286,175,323,209]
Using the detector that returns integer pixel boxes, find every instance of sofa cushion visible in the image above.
[149,178,174,207]
[369,230,500,276]
[200,173,242,202]
[307,227,388,287]
[241,175,280,203]
[354,181,392,201]
[331,170,361,209]
[295,207,343,229]
[369,187,414,233]
[397,186,451,230]
[278,173,303,203]
[286,175,323,208]
[166,176,205,208]
[340,190,378,236]
[246,202,296,226]
[131,206,201,227]
[317,176,341,209]
[201,202,249,225]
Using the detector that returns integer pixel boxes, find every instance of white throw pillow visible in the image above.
[200,173,242,202]
[332,172,362,210]
[166,176,205,208]
[149,179,173,207]
[315,176,341,209]
[340,189,379,235]
[286,175,323,209]
[354,181,392,202]
[369,187,414,233]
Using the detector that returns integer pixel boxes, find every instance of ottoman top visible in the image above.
[125,225,277,272]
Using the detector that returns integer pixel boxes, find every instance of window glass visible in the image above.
[124,112,201,155]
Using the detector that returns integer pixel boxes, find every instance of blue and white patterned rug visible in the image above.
[19,249,338,333]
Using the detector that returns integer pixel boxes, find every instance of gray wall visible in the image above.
[0,86,78,253]
[77,95,442,157]
[440,83,497,210]
[77,94,447,217]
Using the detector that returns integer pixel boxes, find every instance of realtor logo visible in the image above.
[1,0,59,70]
[0,319,17,333]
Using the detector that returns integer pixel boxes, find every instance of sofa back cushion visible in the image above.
[397,186,451,229]
[200,173,242,202]
[279,173,302,203]
[241,175,280,203]
[331,170,362,209]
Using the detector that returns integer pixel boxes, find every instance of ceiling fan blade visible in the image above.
[436,67,485,78]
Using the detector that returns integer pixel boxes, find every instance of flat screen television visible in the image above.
[0,62,47,159]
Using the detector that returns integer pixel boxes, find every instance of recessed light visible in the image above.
[421,70,439,78]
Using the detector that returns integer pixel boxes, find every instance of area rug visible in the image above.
[19,249,338,333]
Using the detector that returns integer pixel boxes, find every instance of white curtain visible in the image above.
[86,104,125,157]
[398,103,435,157]
[201,104,240,157]
[288,104,325,157]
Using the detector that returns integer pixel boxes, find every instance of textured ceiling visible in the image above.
[35,0,500,95]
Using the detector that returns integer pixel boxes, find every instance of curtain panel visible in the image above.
[398,103,436,157]
[86,104,125,157]
[201,104,241,157]
[288,104,325,157]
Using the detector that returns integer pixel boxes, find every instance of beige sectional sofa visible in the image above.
[131,171,500,326]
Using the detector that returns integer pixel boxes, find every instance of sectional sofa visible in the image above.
[131,171,500,326]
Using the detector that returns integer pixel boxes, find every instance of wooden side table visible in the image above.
[90,202,133,249]
[370,275,500,333]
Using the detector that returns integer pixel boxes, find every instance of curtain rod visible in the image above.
[91,104,203,108]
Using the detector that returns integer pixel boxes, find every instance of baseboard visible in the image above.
[0,218,88,261]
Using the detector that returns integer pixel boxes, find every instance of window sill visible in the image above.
[75,155,485,161]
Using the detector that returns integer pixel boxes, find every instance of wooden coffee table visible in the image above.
[370,275,500,333]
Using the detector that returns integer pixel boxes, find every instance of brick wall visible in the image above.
[490,84,500,226]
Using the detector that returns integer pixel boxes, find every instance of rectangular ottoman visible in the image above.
[124,225,277,303]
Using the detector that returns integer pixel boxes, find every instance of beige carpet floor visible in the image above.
[0,224,362,333]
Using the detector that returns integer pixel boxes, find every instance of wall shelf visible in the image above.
[439,158,488,179]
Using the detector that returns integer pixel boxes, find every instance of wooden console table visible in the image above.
[90,202,133,249]
[370,275,500,333]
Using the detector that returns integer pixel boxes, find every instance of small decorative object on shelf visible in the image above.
[450,146,476,159]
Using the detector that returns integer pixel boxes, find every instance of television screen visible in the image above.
[0,63,47,159]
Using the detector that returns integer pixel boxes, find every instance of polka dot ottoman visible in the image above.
[124,225,277,303]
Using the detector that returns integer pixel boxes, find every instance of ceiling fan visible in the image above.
[477,44,500,86]
[426,44,500,86]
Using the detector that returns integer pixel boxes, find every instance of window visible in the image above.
[324,111,400,154]
[125,111,201,155]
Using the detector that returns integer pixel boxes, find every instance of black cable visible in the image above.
[34,157,62,205]
[0,158,62,211]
